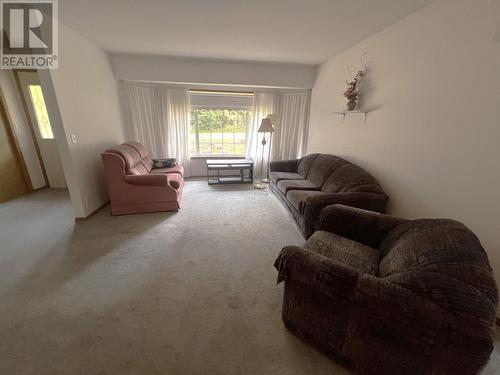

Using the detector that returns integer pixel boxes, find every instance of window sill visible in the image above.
[190,155,246,160]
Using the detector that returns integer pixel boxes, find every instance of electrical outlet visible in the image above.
[70,134,77,144]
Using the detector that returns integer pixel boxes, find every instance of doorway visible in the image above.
[15,70,66,188]
[0,88,31,203]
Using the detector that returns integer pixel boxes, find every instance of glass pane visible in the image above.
[189,112,197,155]
[28,85,53,139]
[190,107,250,155]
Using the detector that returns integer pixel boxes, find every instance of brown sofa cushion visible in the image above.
[286,190,325,211]
[297,153,320,177]
[277,179,321,195]
[270,171,304,184]
[306,154,349,187]
[305,230,379,275]
[322,163,384,194]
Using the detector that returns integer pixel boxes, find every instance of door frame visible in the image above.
[13,69,49,188]
[0,84,33,192]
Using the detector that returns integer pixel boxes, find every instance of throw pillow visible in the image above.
[152,158,177,169]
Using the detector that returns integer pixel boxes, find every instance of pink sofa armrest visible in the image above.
[124,174,168,186]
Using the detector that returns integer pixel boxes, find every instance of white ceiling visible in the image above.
[58,0,435,65]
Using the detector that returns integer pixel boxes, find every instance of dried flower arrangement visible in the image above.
[343,53,368,111]
[344,70,364,111]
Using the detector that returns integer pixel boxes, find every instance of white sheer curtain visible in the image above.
[246,90,311,178]
[123,83,167,157]
[246,92,280,177]
[164,89,191,176]
[274,91,310,161]
[123,81,191,176]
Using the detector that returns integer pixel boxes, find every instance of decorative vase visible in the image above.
[347,99,357,111]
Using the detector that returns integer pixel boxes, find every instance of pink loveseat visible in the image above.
[101,141,184,215]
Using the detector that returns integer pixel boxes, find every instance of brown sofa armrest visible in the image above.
[301,192,389,238]
[275,246,458,334]
[274,245,359,300]
[352,275,491,372]
[352,273,463,339]
[124,174,169,187]
[316,204,408,248]
[269,159,299,173]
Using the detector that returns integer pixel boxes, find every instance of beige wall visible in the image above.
[110,53,317,89]
[40,22,125,218]
[308,0,500,311]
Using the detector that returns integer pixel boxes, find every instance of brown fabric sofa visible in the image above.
[274,204,498,375]
[269,154,389,238]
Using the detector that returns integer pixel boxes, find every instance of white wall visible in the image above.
[0,70,45,189]
[110,53,316,89]
[308,0,500,311]
[40,22,125,218]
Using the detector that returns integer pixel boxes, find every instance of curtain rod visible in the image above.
[189,89,254,96]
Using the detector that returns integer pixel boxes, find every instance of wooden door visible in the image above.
[0,92,30,203]
[17,71,66,188]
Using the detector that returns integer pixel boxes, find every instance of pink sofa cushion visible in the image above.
[129,163,150,175]
[142,158,153,172]
[150,164,184,177]
[106,143,156,175]
[124,174,169,186]
[106,144,142,172]
[124,141,153,172]
[125,141,149,158]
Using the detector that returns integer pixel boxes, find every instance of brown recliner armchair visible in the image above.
[274,204,498,375]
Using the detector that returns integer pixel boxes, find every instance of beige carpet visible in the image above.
[0,180,498,374]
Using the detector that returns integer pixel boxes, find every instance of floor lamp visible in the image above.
[254,118,274,189]
[262,114,280,183]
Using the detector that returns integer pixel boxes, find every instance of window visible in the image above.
[28,85,54,139]
[190,108,251,155]
[189,90,253,156]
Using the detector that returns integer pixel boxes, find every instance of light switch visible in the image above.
[70,134,77,144]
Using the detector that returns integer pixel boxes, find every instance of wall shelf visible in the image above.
[333,110,367,123]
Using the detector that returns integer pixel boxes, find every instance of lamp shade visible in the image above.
[257,118,274,133]
[267,114,281,125]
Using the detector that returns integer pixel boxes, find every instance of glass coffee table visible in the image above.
[206,159,254,185]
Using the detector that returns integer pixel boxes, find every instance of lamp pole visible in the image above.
[254,117,274,189]
[260,132,267,181]
[262,131,272,183]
